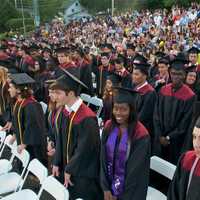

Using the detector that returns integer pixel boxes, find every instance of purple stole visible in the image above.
[106,127,128,197]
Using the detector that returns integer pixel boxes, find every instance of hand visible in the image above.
[2,122,12,131]
[64,173,73,188]
[52,165,59,177]
[17,144,26,154]
[104,191,114,200]
[159,136,170,146]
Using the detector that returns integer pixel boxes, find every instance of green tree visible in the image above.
[0,0,21,32]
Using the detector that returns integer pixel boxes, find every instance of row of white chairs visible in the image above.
[0,134,83,200]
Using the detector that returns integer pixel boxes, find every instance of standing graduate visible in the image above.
[51,69,102,200]
[8,73,47,165]
[132,62,157,142]
[153,58,196,164]
[168,117,200,200]
[100,87,151,200]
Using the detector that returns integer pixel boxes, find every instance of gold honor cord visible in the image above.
[17,100,25,144]
[66,110,78,164]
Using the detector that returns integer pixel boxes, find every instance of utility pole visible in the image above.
[111,0,114,16]
[14,0,17,8]
[32,0,40,27]
[20,0,26,35]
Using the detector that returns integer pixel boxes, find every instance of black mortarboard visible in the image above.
[29,44,40,52]
[158,56,170,65]
[170,59,186,71]
[155,51,166,59]
[133,54,147,64]
[113,87,138,105]
[10,73,35,87]
[114,56,124,64]
[53,68,88,92]
[42,47,52,54]
[55,47,70,54]
[134,63,150,75]
[188,47,200,55]
[185,65,197,73]
[175,52,189,64]
[107,74,121,86]
[126,43,136,50]
[101,52,110,58]
[104,43,113,50]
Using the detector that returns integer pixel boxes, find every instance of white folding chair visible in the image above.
[90,96,103,117]
[0,148,30,195]
[38,176,69,200]
[146,156,176,200]
[0,130,6,150]
[80,93,91,106]
[0,135,17,175]
[0,159,48,200]
[1,176,68,200]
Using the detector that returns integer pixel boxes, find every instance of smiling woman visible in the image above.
[100,87,151,200]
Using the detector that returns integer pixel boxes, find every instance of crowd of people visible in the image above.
[0,2,200,200]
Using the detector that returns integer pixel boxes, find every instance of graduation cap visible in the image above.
[188,47,200,55]
[53,68,88,93]
[29,44,40,52]
[175,52,189,64]
[126,43,136,50]
[55,47,70,54]
[114,56,124,64]
[101,52,110,58]
[185,65,197,74]
[42,47,52,54]
[158,56,170,65]
[170,59,186,72]
[10,73,35,89]
[107,74,121,86]
[133,54,147,64]
[113,87,138,105]
[155,51,166,59]
[134,62,150,75]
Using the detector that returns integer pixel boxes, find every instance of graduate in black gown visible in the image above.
[153,58,196,164]
[102,74,121,123]
[132,62,157,144]
[51,69,102,200]
[8,73,47,165]
[168,117,200,200]
[100,87,151,200]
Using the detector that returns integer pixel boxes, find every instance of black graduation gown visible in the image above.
[12,97,47,165]
[96,65,114,97]
[100,120,151,200]
[79,60,94,95]
[168,151,200,200]
[153,83,196,164]
[135,83,157,140]
[46,107,63,145]
[102,96,113,123]
[53,103,102,200]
